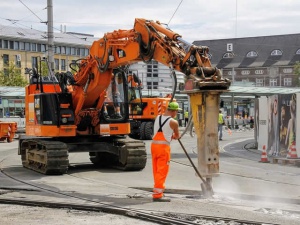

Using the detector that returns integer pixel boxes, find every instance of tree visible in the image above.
[40,61,50,76]
[294,61,300,86]
[0,62,28,86]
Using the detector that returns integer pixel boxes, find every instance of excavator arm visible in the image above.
[71,18,230,115]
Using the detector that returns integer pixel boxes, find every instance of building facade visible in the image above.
[0,24,185,117]
[0,24,96,79]
[193,34,300,88]
[0,24,184,92]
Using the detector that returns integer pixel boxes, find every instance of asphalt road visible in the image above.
[0,129,300,225]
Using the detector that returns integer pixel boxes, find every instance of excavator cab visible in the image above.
[127,73,143,116]
[103,70,128,121]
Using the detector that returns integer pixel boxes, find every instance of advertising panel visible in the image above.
[258,97,269,151]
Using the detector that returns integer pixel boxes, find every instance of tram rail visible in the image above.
[0,167,278,225]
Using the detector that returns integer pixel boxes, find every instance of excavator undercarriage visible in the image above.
[19,136,146,175]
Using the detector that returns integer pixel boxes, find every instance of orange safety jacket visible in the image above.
[151,116,171,199]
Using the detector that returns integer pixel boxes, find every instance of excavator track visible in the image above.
[20,139,69,175]
[89,137,147,171]
[114,137,147,171]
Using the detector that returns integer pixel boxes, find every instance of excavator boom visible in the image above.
[71,18,230,114]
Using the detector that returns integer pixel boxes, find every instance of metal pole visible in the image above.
[232,67,235,84]
[231,94,235,129]
[47,0,54,72]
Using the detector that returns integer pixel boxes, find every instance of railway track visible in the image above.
[1,138,299,225]
[0,166,281,225]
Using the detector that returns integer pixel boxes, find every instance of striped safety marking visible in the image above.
[158,101,162,115]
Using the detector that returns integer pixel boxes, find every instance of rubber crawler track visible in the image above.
[20,139,69,175]
[114,137,147,171]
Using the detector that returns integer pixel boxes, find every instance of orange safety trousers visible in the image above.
[151,131,171,199]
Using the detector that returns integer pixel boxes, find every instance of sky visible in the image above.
[1,0,300,43]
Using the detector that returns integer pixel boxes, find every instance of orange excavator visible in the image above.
[19,18,230,175]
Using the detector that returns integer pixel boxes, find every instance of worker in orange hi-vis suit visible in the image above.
[151,101,181,202]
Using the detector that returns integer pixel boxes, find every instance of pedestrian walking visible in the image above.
[218,110,225,140]
[151,101,181,202]
[184,110,189,127]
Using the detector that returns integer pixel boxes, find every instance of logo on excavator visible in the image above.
[117,49,126,58]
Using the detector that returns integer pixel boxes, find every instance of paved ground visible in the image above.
[1,129,300,225]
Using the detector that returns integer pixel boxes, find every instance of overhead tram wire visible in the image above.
[18,0,46,24]
[4,2,93,44]
[167,0,184,25]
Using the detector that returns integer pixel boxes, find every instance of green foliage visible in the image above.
[40,61,50,76]
[0,62,28,87]
[294,61,300,86]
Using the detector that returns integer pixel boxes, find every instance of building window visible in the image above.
[3,40,8,49]
[14,41,19,50]
[80,48,85,56]
[269,78,277,86]
[56,46,61,54]
[61,59,66,71]
[25,42,30,51]
[223,52,234,58]
[283,78,292,86]
[71,47,76,55]
[54,59,59,70]
[9,41,14,49]
[256,78,264,86]
[41,44,46,52]
[66,47,71,55]
[15,55,21,68]
[296,49,300,55]
[246,51,258,58]
[37,44,41,52]
[84,49,89,56]
[20,42,25,50]
[270,49,282,56]
[3,54,9,66]
[0,39,2,48]
[32,57,38,68]
[61,46,66,55]
[31,43,37,52]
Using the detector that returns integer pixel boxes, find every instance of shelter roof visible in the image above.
[224,85,300,97]
[0,86,25,97]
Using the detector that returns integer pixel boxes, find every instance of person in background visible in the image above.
[184,110,189,127]
[151,101,181,202]
[218,109,225,140]
[249,116,254,128]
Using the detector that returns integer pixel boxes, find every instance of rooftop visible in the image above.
[193,33,300,68]
[0,24,98,46]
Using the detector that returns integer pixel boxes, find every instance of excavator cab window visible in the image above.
[103,72,127,120]
[127,73,143,116]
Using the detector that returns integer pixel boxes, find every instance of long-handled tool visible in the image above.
[178,138,214,198]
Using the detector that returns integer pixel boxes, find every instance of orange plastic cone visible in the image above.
[287,141,298,159]
[259,145,270,163]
